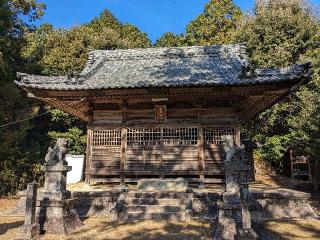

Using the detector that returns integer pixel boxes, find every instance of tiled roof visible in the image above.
[15,44,312,90]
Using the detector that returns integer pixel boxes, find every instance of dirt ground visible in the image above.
[253,219,320,240]
[1,216,320,240]
[0,217,212,240]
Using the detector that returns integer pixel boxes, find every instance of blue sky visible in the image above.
[36,0,320,42]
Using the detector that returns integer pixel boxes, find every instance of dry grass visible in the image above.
[0,216,24,240]
[265,219,320,240]
[0,198,19,212]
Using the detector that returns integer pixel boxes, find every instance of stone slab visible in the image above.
[137,178,188,191]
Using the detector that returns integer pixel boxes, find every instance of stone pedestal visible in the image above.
[110,189,127,221]
[42,198,82,235]
[213,139,258,240]
[40,164,82,235]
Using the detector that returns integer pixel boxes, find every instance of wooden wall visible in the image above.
[85,101,240,184]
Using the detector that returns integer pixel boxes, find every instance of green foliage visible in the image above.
[185,0,242,45]
[22,10,151,76]
[257,135,289,166]
[48,128,87,155]
[154,32,185,47]
[155,0,242,47]
[0,0,47,196]
[236,0,320,174]
[236,0,319,68]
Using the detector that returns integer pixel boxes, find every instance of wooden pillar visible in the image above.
[198,126,205,184]
[234,126,241,147]
[120,127,127,185]
[160,128,164,179]
[85,109,93,184]
[120,101,127,185]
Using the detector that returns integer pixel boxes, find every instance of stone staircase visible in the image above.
[124,192,187,220]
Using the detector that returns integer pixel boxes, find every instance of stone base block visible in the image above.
[15,223,40,240]
[236,228,259,240]
[223,192,241,204]
[109,209,120,221]
[45,209,82,235]
[184,209,193,221]
[213,217,237,240]
[43,199,82,235]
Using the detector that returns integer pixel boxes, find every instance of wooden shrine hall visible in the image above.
[15,44,311,185]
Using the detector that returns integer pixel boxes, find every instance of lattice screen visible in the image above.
[203,128,235,145]
[163,128,197,145]
[127,128,162,146]
[127,128,198,146]
[92,127,234,146]
[92,129,121,146]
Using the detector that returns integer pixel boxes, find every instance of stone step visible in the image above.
[125,197,184,205]
[126,192,186,199]
[127,205,184,213]
[127,211,185,220]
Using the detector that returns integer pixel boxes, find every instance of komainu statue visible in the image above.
[45,138,69,166]
[222,135,236,162]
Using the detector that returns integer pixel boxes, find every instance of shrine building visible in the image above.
[15,44,311,185]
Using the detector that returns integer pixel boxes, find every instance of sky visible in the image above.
[36,0,320,42]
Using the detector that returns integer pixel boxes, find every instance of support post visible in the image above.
[234,126,241,147]
[85,128,93,184]
[198,126,205,186]
[160,128,164,179]
[85,108,93,184]
[120,127,127,185]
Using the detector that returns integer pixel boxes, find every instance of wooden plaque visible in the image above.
[154,105,167,123]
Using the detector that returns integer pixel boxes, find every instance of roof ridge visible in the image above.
[88,44,246,61]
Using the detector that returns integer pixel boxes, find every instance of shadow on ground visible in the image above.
[43,218,212,240]
[253,220,320,240]
[1,216,320,240]
[0,217,24,239]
